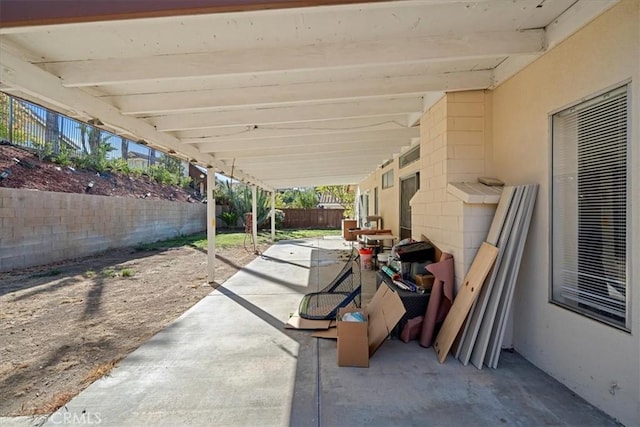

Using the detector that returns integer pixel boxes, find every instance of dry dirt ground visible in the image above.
[0,141,257,416]
[0,241,270,416]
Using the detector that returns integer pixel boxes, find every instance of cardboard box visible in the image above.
[414,274,435,290]
[337,283,406,367]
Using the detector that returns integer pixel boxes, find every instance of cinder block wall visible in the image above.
[0,188,206,272]
[410,90,496,290]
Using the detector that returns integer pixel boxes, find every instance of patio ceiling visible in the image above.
[0,0,617,191]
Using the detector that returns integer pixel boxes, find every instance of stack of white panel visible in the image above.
[454,183,538,369]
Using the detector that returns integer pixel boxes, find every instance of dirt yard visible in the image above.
[0,241,269,416]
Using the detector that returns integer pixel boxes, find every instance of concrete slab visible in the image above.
[19,237,619,427]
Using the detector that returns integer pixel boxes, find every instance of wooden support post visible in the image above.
[252,185,258,251]
[206,168,216,283]
[271,191,276,241]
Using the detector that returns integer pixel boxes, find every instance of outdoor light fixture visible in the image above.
[85,181,94,192]
[0,169,10,180]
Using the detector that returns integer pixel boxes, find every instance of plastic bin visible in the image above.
[358,248,373,270]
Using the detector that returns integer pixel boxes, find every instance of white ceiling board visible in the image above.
[149,97,425,131]
[0,0,571,58]
[88,57,504,95]
[269,175,369,188]
[173,115,412,140]
[104,70,492,115]
[194,128,420,151]
[213,144,404,161]
[40,31,540,87]
[0,0,613,189]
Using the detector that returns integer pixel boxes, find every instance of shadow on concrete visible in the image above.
[215,284,319,425]
[215,254,309,292]
[0,247,181,298]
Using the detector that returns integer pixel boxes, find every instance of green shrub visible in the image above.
[218,211,240,228]
[107,158,131,174]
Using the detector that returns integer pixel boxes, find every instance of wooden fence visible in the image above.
[281,208,344,229]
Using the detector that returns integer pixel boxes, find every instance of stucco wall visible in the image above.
[411,91,496,289]
[358,148,420,237]
[0,188,207,272]
[490,1,639,425]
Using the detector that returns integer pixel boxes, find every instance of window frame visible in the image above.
[399,145,420,168]
[548,82,631,332]
[382,169,394,189]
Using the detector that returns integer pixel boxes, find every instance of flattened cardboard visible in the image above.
[312,328,338,339]
[285,314,332,330]
[367,283,406,356]
[336,283,406,367]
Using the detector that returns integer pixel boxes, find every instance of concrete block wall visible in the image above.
[411,90,496,289]
[0,188,206,272]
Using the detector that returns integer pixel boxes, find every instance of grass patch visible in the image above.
[132,229,340,252]
[84,270,97,278]
[101,268,117,278]
[134,233,207,251]
[120,268,135,277]
[271,229,340,241]
[31,269,62,278]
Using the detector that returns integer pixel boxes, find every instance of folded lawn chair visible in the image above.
[298,249,362,320]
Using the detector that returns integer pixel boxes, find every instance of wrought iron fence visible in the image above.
[0,91,181,172]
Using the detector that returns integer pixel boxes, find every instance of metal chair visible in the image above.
[297,249,362,320]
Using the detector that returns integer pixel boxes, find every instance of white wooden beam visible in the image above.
[213,144,404,161]
[194,128,419,151]
[251,185,258,253]
[108,70,492,115]
[175,116,411,142]
[268,173,369,187]
[241,158,385,174]
[149,97,424,131]
[206,167,216,284]
[270,191,276,242]
[0,46,274,191]
[46,30,543,87]
[269,170,371,181]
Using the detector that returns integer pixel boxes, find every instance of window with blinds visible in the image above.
[551,84,629,330]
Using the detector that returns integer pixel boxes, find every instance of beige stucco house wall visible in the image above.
[357,1,639,424]
[358,148,420,237]
[490,2,639,425]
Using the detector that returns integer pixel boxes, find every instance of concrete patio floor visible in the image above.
[6,237,621,427]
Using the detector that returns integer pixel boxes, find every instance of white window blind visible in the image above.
[551,85,629,330]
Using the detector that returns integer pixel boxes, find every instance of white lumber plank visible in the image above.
[433,242,499,363]
[456,186,521,365]
[453,186,515,361]
[486,185,536,367]
[469,186,528,369]
[487,184,538,368]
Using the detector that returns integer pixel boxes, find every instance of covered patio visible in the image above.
[0,0,618,281]
[9,236,617,426]
[1,1,637,425]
